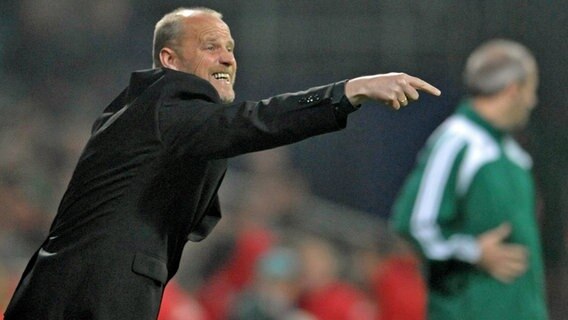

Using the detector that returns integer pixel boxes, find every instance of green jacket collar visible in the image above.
[456,99,505,141]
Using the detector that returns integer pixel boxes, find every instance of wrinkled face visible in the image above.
[506,70,539,131]
[174,14,237,103]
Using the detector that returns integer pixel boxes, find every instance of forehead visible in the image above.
[181,14,234,43]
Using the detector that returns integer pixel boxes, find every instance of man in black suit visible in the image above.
[4,6,441,320]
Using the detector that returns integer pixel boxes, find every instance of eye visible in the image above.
[203,42,217,51]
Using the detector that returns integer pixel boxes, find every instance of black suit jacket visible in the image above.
[5,68,356,319]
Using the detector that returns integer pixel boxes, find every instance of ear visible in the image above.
[499,81,520,101]
[505,82,521,95]
[159,47,180,71]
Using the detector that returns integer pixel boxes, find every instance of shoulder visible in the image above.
[503,136,532,169]
[429,115,500,156]
[435,116,496,147]
[419,116,472,170]
[127,68,221,104]
[417,115,502,195]
[160,69,221,104]
[438,115,501,195]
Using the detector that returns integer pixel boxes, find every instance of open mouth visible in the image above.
[212,72,231,84]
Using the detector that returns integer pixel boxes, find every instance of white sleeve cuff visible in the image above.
[450,234,481,263]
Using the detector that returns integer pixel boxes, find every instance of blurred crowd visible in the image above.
[156,149,427,320]
[1,1,567,319]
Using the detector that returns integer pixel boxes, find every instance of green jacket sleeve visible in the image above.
[392,134,480,264]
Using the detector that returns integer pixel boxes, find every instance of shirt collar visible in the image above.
[456,99,505,140]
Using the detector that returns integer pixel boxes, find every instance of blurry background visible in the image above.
[1,1,566,319]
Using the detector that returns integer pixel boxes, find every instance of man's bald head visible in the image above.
[152,7,223,68]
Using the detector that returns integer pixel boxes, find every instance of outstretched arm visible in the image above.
[345,72,441,109]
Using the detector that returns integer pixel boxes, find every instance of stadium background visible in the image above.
[0,1,566,319]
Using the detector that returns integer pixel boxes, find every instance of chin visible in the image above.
[220,95,235,104]
[218,90,235,103]
[510,122,528,132]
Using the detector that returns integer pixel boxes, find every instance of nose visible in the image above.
[220,49,236,67]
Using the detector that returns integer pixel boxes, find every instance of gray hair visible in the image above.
[152,7,223,68]
[464,39,536,97]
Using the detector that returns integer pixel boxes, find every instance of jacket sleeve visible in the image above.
[391,134,481,264]
[158,81,358,159]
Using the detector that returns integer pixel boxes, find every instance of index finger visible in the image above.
[407,76,442,96]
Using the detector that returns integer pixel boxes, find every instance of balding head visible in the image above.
[152,7,223,68]
[464,39,537,97]
[465,39,539,131]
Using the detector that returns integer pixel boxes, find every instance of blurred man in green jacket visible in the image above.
[392,39,548,320]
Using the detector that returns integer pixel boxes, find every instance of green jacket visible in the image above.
[392,101,548,320]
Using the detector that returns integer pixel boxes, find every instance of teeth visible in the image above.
[213,73,230,81]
